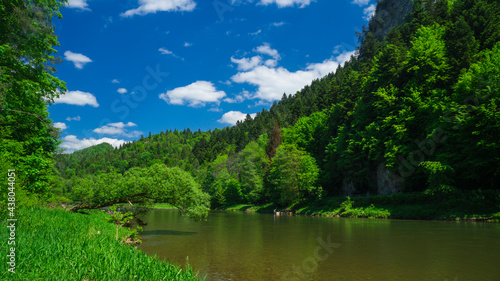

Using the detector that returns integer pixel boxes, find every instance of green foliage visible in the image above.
[283,110,329,162]
[404,24,450,89]
[71,164,210,221]
[238,141,269,203]
[331,197,390,218]
[106,205,143,244]
[419,161,455,188]
[223,178,244,206]
[439,42,500,188]
[1,0,67,203]
[269,144,320,206]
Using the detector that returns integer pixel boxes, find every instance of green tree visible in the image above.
[269,144,320,206]
[444,15,479,77]
[403,24,451,91]
[441,42,500,189]
[1,0,66,211]
[238,140,269,203]
[71,164,210,220]
[223,178,244,206]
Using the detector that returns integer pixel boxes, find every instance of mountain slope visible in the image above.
[54,0,500,207]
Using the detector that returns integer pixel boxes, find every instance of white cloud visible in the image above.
[218,111,257,125]
[250,29,262,36]
[159,81,226,107]
[159,48,173,55]
[64,51,92,69]
[67,0,90,10]
[335,50,356,65]
[271,21,285,27]
[208,107,223,112]
[254,43,281,60]
[53,122,67,131]
[93,122,142,137]
[108,122,137,128]
[224,94,246,103]
[231,50,355,102]
[363,4,376,21]
[184,42,192,47]
[264,59,278,67]
[60,135,127,153]
[121,0,196,17]
[257,0,314,8]
[53,90,99,107]
[117,88,128,94]
[352,0,370,6]
[231,56,262,71]
[111,79,120,84]
[66,116,81,121]
[159,48,183,60]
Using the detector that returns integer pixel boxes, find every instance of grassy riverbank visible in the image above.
[152,203,178,209]
[220,191,500,221]
[0,207,202,280]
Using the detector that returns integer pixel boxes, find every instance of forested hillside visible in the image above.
[54,0,500,209]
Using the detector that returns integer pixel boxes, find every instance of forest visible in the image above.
[47,0,500,212]
[2,0,500,216]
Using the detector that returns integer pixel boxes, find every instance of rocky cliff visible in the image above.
[370,0,414,40]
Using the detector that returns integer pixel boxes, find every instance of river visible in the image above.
[138,210,500,281]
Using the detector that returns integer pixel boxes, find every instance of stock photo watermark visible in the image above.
[213,0,238,21]
[281,235,340,281]
[80,64,169,140]
[389,89,494,185]
[6,169,17,274]
[111,64,169,120]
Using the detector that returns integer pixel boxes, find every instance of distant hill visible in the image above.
[72,143,114,158]
[54,143,115,177]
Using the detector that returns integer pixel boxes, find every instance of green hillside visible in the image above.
[54,0,500,208]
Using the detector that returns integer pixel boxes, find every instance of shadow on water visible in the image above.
[140,230,197,236]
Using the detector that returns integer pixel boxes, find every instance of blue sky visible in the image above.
[49,0,376,152]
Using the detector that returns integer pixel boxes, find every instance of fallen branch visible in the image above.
[70,193,150,212]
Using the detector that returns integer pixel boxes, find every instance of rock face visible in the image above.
[376,162,400,195]
[370,0,414,40]
[342,181,356,196]
[340,0,414,196]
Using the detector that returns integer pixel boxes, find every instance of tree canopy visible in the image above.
[51,0,500,209]
[1,0,67,216]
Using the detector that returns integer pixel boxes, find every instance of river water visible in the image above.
[138,210,500,281]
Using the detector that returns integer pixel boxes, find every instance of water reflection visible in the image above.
[139,210,500,281]
[140,230,197,236]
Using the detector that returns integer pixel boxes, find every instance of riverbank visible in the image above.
[152,203,178,209]
[219,190,500,221]
[0,207,203,280]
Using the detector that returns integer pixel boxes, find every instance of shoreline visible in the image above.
[211,191,500,222]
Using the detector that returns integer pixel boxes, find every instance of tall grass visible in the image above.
[0,207,203,280]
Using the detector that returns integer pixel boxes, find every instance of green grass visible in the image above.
[218,204,253,211]
[152,203,178,209]
[218,203,275,212]
[0,207,203,280]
